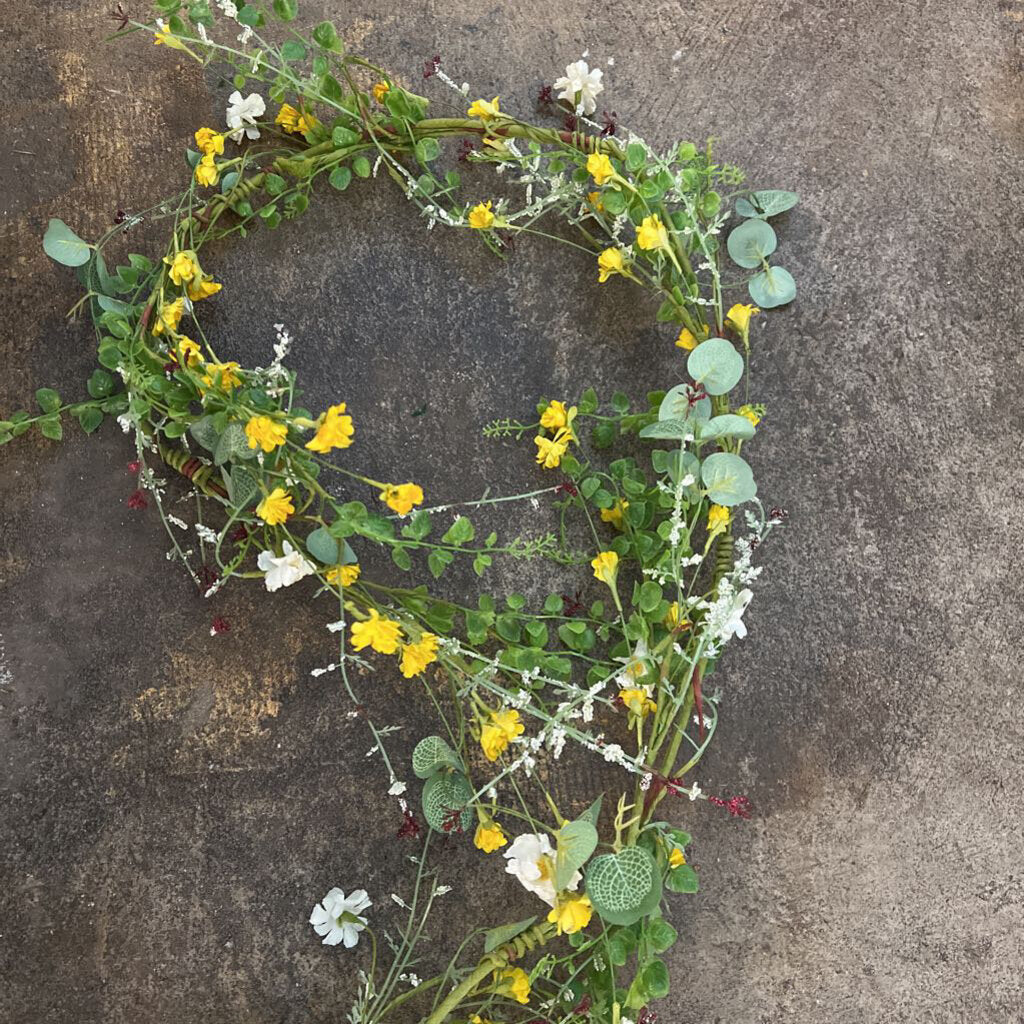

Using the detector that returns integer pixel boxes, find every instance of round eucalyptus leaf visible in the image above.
[639,418,693,441]
[686,338,744,396]
[422,771,474,834]
[585,846,662,926]
[726,218,777,268]
[657,384,709,423]
[555,819,599,890]
[701,452,757,506]
[412,735,461,779]
[735,189,799,219]
[697,414,755,442]
[43,218,91,267]
[748,265,796,308]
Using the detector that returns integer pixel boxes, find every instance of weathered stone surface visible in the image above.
[2,2,1023,1022]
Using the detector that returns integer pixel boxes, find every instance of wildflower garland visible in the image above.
[6,2,802,1021]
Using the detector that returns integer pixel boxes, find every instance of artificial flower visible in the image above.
[707,503,730,534]
[474,820,508,853]
[669,847,687,868]
[636,213,670,252]
[467,96,501,120]
[350,608,403,654]
[399,633,439,678]
[590,550,619,587]
[200,361,242,391]
[711,587,753,642]
[597,247,626,283]
[664,601,688,630]
[494,966,531,1005]
[326,563,361,587]
[309,887,371,948]
[257,540,315,592]
[195,153,219,187]
[152,297,184,336]
[372,81,390,103]
[245,415,287,453]
[305,403,355,453]
[675,326,697,350]
[737,404,761,426]
[539,400,568,431]
[379,483,424,516]
[194,127,226,156]
[153,19,186,49]
[547,893,593,935]
[586,152,614,186]
[256,487,294,525]
[275,103,314,134]
[600,499,629,529]
[468,201,495,230]
[480,708,524,761]
[534,427,572,469]
[226,90,266,142]
[726,303,760,334]
[614,636,650,682]
[618,685,657,718]
[175,336,203,368]
[503,832,580,906]
[553,59,604,115]
[187,275,222,301]
[164,251,198,286]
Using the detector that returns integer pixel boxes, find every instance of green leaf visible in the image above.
[483,917,537,954]
[578,387,598,414]
[401,510,432,540]
[38,415,63,441]
[442,516,474,546]
[637,580,662,613]
[353,155,371,178]
[665,863,700,894]
[555,819,599,890]
[726,218,777,269]
[421,772,474,833]
[43,218,91,267]
[328,166,352,191]
[625,141,647,172]
[579,794,603,827]
[35,388,61,413]
[658,384,710,423]
[735,189,799,219]
[687,338,744,396]
[391,546,411,571]
[320,73,344,103]
[213,421,253,466]
[226,464,260,509]
[76,407,103,434]
[189,415,220,452]
[306,525,345,564]
[585,847,663,926]
[272,0,298,19]
[415,137,441,163]
[696,413,755,442]
[638,418,692,441]
[280,39,306,61]
[332,125,360,146]
[647,917,677,953]
[411,735,461,778]
[312,19,342,51]
[748,265,796,308]
[427,549,453,578]
[640,958,670,999]
[701,452,757,506]
[264,173,286,196]
[86,369,115,399]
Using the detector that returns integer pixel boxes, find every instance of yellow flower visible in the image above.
[619,686,657,718]
[675,326,698,350]
[480,708,524,762]
[350,609,403,654]
[664,601,689,631]
[152,297,184,336]
[200,361,242,391]
[669,847,687,868]
[326,564,361,587]
[726,303,760,334]
[195,153,219,187]
[737,404,761,426]
[636,213,670,251]
[547,893,593,935]
[587,190,604,211]
[379,483,424,515]
[175,336,203,368]
[275,104,303,133]
[591,550,619,587]
[187,275,222,301]
[467,96,501,121]
[399,633,439,678]
[586,152,615,186]
[470,1017,493,1024]
[153,20,186,49]
[194,127,225,156]
[539,400,568,431]
[305,403,355,453]
[600,499,629,530]
[494,966,530,1005]
[707,504,730,534]
[597,247,626,283]
[468,201,495,230]
[164,251,198,286]
[256,487,295,526]
[245,415,288,453]
[474,820,507,853]
[372,81,390,103]
[534,427,571,469]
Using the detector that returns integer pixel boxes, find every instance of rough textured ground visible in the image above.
[3,1,1023,1022]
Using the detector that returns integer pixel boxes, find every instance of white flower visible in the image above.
[553,60,604,115]
[503,832,580,906]
[686,783,702,801]
[388,781,407,796]
[217,0,238,17]
[708,587,753,642]
[613,636,650,685]
[256,540,315,592]
[225,90,266,141]
[309,887,371,947]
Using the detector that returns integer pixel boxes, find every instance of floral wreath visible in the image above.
[8,2,800,1022]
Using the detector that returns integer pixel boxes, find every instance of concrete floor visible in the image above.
[3,1,1024,1021]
